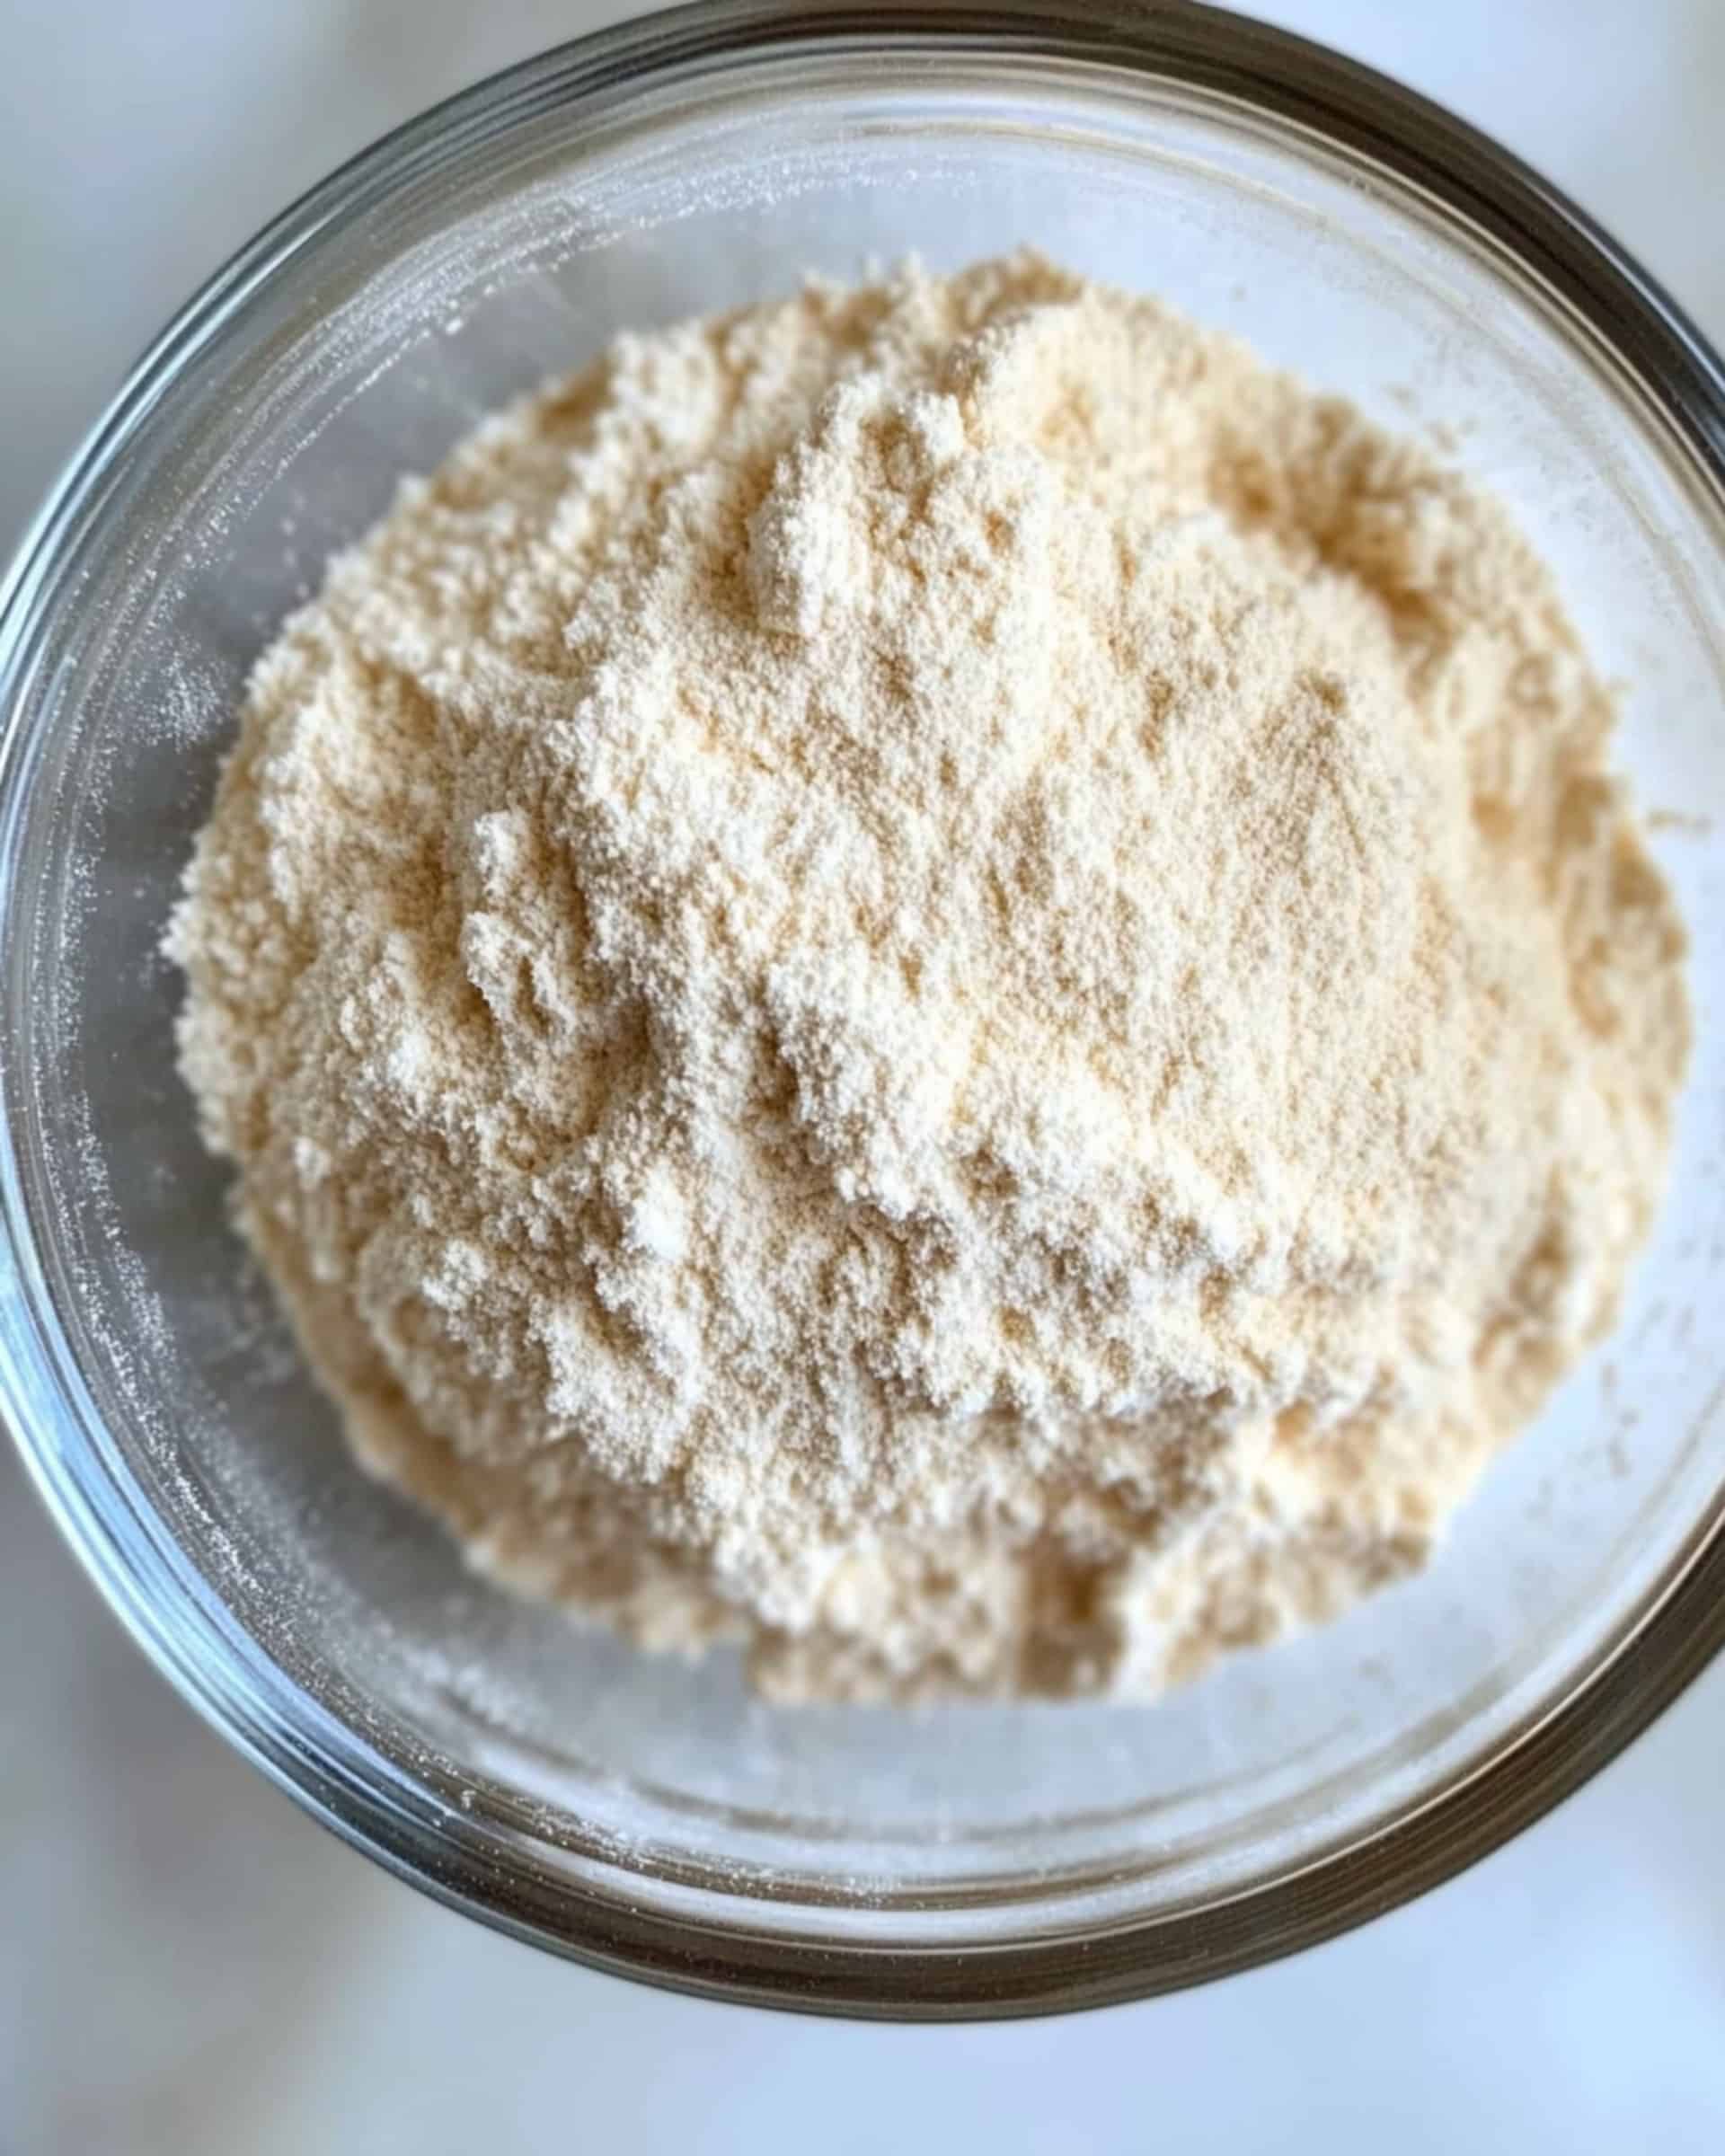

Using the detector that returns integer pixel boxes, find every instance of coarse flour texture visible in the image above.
[170,254,1690,1701]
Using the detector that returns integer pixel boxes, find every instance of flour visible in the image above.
[167,253,1690,1701]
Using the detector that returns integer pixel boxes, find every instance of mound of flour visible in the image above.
[168,254,1689,1700]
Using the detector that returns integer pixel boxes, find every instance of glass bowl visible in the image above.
[4,0,1725,2021]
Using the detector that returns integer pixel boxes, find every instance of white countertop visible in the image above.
[4,4,1723,2149]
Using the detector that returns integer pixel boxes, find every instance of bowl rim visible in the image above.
[4,0,1725,2021]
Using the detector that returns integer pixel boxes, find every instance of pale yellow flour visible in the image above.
[167,253,1689,1701]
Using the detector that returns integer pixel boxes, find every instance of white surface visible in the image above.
[2,3,1722,2150]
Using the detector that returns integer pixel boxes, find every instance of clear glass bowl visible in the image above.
[4,0,1725,2019]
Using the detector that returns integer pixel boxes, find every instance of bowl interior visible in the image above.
[5,24,1725,1989]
